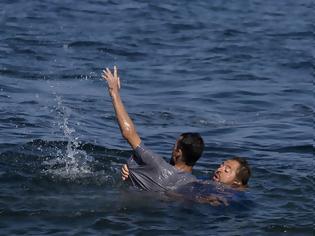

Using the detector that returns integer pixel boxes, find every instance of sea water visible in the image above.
[0,0,313,235]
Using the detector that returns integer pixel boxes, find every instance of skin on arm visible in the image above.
[102,66,141,150]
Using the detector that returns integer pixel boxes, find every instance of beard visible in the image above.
[169,158,175,166]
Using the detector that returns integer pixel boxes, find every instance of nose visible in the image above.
[217,164,224,172]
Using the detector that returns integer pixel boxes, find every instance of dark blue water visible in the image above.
[0,0,314,235]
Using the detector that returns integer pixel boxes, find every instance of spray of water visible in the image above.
[43,96,94,180]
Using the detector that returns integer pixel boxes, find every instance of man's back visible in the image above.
[127,144,197,191]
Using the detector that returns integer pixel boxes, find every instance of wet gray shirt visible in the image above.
[127,143,197,191]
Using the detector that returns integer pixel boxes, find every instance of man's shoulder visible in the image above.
[134,143,152,155]
[135,143,160,156]
[133,142,168,166]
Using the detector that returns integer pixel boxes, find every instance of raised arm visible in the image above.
[102,66,141,149]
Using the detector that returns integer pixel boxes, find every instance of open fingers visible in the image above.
[103,67,119,80]
[102,68,113,81]
[105,68,113,78]
[102,67,121,92]
[102,69,110,78]
[102,70,108,80]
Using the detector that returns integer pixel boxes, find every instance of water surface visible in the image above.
[0,0,313,235]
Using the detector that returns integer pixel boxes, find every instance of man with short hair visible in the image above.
[121,157,251,206]
[122,156,251,189]
[103,66,252,200]
[212,157,251,188]
[175,157,251,205]
[121,156,251,206]
[102,66,204,191]
[126,132,204,191]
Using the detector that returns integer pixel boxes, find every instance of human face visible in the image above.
[212,159,240,185]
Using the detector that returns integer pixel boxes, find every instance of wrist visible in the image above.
[110,90,120,99]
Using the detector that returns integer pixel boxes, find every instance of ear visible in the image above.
[174,148,183,162]
[233,179,242,187]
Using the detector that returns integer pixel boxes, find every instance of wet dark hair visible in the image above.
[232,157,251,186]
[177,133,204,166]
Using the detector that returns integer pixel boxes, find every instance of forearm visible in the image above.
[111,92,141,149]
[102,66,141,149]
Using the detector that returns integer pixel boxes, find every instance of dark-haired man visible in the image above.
[122,156,251,189]
[126,132,204,191]
[122,156,251,205]
[102,66,204,191]
[121,156,251,206]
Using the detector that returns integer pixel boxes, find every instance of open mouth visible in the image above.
[213,172,219,182]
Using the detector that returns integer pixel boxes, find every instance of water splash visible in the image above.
[43,96,94,180]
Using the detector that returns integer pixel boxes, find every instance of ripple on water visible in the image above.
[0,0,313,235]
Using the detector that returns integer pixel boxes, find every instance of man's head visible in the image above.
[170,133,204,167]
[213,157,251,187]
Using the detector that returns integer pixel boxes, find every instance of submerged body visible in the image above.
[169,180,251,206]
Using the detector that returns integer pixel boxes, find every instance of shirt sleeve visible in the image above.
[132,143,167,168]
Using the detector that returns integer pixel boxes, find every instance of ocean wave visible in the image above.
[0,139,130,185]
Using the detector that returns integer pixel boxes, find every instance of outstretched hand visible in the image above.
[102,66,121,96]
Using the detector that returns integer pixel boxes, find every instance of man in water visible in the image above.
[121,156,251,205]
[122,156,251,188]
[102,66,204,191]
[103,66,251,204]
